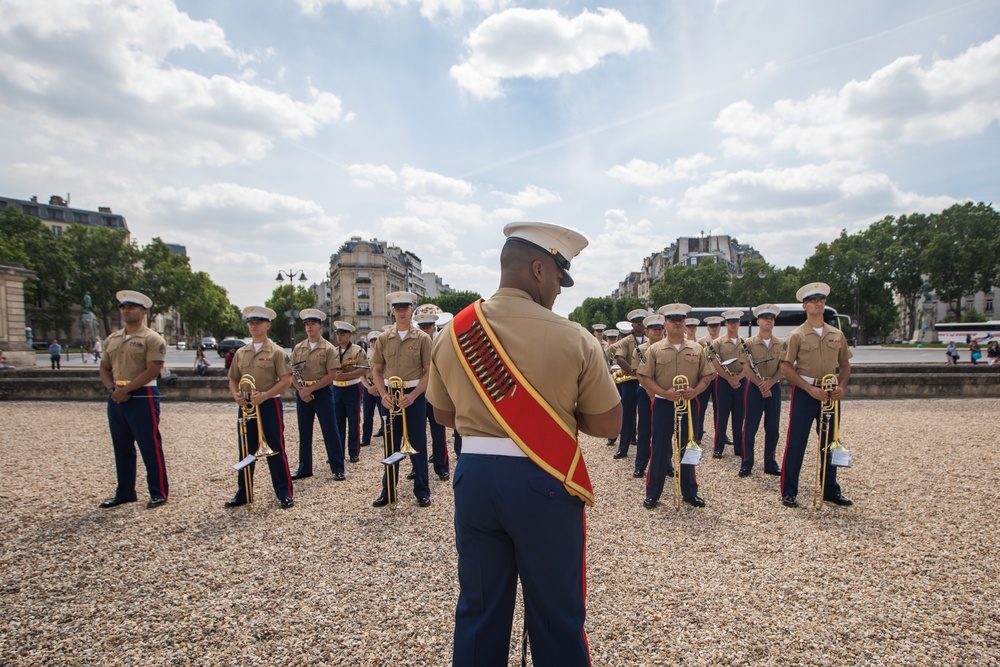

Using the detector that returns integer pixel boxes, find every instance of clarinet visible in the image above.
[740,339,767,384]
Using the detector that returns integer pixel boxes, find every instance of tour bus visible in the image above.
[932,321,1000,344]
[687,304,846,341]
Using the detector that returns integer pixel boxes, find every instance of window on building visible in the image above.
[48,209,64,221]
[358,302,370,313]
[357,288,369,299]
[360,319,370,330]
[357,252,368,265]
[986,299,994,313]
[103,216,116,227]
[73,212,90,223]
[51,225,62,236]
[21,205,39,216]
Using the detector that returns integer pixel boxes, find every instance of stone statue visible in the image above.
[83,291,93,313]
[80,291,100,341]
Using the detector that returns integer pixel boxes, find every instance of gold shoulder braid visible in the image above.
[456,319,518,403]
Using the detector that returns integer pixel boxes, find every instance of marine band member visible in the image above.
[332,321,367,464]
[695,316,723,444]
[638,303,714,509]
[360,330,386,446]
[630,313,665,478]
[416,312,451,481]
[427,221,621,667]
[225,306,294,509]
[97,290,169,509]
[778,282,853,508]
[290,308,344,481]
[612,308,649,459]
[738,304,784,478]
[371,291,433,508]
[710,309,747,460]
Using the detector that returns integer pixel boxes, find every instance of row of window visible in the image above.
[5,202,122,227]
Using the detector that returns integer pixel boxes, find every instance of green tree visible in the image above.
[419,290,482,315]
[865,213,933,341]
[139,238,194,324]
[568,296,644,331]
[802,232,897,344]
[924,202,1000,320]
[649,260,730,308]
[177,271,233,339]
[265,284,316,346]
[727,259,794,308]
[62,225,141,336]
[0,207,76,335]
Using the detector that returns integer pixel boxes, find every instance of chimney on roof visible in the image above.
[98,207,112,213]
[49,195,67,206]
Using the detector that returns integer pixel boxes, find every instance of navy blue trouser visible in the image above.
[380,390,429,501]
[647,398,698,501]
[616,378,639,452]
[780,387,842,500]
[695,378,716,442]
[742,382,782,471]
[334,383,362,460]
[452,454,590,667]
[234,397,293,503]
[361,387,386,443]
[295,386,343,475]
[427,404,450,476]
[634,385,653,472]
[714,376,746,456]
[107,387,168,501]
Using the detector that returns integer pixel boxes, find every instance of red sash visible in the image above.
[450,300,595,506]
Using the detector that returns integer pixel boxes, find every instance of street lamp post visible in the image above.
[275,269,308,347]
[736,265,767,337]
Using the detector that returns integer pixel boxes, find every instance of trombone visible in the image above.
[380,376,418,510]
[672,375,704,510]
[237,374,277,504]
[814,374,853,510]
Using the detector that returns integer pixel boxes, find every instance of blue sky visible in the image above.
[1,0,997,315]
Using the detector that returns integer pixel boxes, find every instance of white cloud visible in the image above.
[291,0,509,19]
[606,153,713,186]
[347,163,400,189]
[492,184,562,208]
[0,0,346,167]
[400,166,474,199]
[715,34,1000,159]
[450,7,650,99]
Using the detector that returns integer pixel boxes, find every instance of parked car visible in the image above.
[201,337,217,350]
[175,341,188,350]
[217,338,247,357]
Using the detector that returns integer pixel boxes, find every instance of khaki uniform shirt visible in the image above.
[228,339,291,393]
[711,336,746,375]
[427,288,621,438]
[372,326,431,382]
[104,325,166,383]
[780,323,853,379]
[337,343,366,371]
[290,337,339,382]
[612,333,645,367]
[638,339,714,389]
[740,334,784,380]
[630,339,652,371]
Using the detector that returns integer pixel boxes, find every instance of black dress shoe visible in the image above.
[372,497,389,508]
[224,496,247,508]
[438,472,450,481]
[612,451,627,460]
[333,472,346,481]
[632,469,645,478]
[290,472,312,481]
[349,456,360,463]
[280,497,295,509]
[764,467,781,476]
[99,497,136,509]
[146,497,167,508]
[781,496,798,508]
[606,438,616,446]
[417,497,432,508]
[666,468,677,478]
[373,430,384,438]
[642,497,658,509]
[712,451,723,459]
[406,471,416,480]
[724,436,733,445]
[359,441,370,447]
[824,494,853,506]
[683,496,706,507]
[738,468,752,478]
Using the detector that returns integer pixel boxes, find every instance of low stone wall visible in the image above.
[1,364,998,401]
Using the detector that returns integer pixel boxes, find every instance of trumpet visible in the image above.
[672,375,704,510]
[237,374,276,503]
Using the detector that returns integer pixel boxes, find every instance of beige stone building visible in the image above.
[0,261,37,367]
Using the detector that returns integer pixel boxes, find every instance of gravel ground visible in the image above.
[1,399,998,666]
